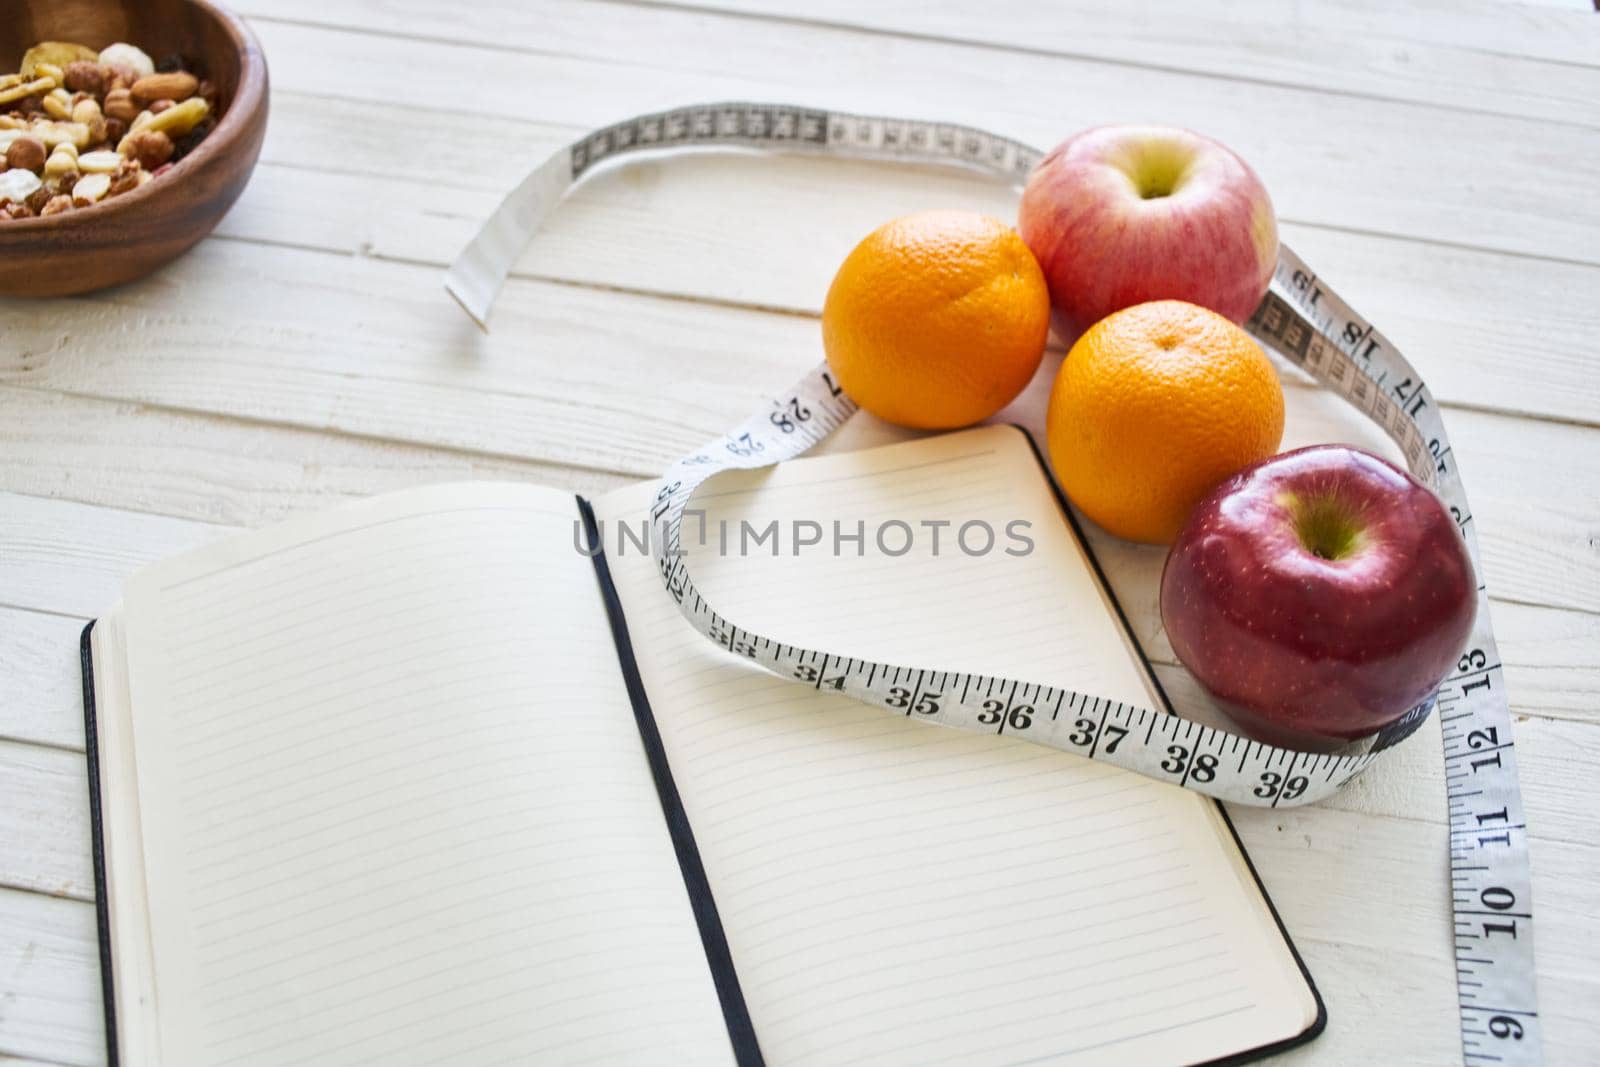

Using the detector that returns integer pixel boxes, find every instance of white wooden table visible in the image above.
[2,2,1598,1064]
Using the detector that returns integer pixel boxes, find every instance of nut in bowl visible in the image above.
[0,0,268,296]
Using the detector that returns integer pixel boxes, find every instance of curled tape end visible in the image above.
[444,278,492,334]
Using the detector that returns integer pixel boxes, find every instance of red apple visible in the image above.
[1160,445,1476,749]
[1018,126,1278,340]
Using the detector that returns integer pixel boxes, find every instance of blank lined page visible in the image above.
[115,483,732,1067]
[594,426,1316,1066]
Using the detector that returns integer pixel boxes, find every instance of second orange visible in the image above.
[1047,299,1285,545]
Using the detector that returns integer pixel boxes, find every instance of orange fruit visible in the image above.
[822,210,1051,429]
[1047,299,1284,544]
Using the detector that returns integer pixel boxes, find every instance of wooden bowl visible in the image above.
[0,0,267,296]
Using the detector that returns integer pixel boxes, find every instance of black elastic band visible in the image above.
[79,620,121,1067]
[577,496,765,1066]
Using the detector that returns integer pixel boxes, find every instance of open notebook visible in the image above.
[80,424,1322,1066]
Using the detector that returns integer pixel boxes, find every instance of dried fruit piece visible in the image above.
[20,42,98,78]
[133,96,208,140]
[42,88,73,120]
[97,43,155,79]
[0,76,53,106]
[170,118,213,163]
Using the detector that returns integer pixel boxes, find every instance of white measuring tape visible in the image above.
[447,102,1541,1064]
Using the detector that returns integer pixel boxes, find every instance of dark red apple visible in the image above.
[1160,445,1476,749]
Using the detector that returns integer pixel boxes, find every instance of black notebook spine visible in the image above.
[79,619,121,1067]
[577,496,765,1067]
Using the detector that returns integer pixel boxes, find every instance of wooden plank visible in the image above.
[1,357,1596,621]
[665,0,1600,125]
[1232,811,1600,1067]
[0,497,224,621]
[1268,223,1600,428]
[216,8,1600,264]
[214,125,1600,427]
[1,242,813,477]
[0,386,626,527]
[0,608,88,753]
[615,0,1600,71]
[0,744,92,900]
[2,236,1598,614]
[0,888,102,1066]
[2,83,1575,427]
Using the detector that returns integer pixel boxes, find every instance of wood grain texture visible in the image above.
[218,111,1600,426]
[0,2,1596,1064]
[0,385,626,525]
[0,0,269,296]
[666,0,1600,126]
[226,4,1600,264]
[2,240,1596,615]
[0,887,103,1066]
[231,156,1600,426]
[0,606,88,752]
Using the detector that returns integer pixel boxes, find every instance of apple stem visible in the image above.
[1293,496,1366,561]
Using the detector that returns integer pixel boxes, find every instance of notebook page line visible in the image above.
[591,430,1301,1066]
[119,486,735,1067]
